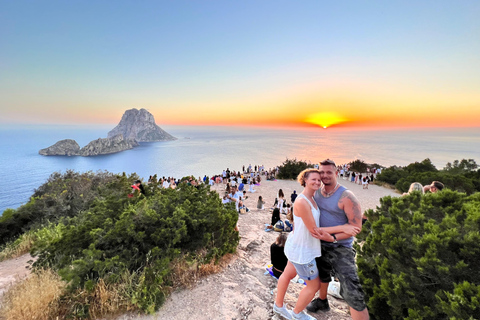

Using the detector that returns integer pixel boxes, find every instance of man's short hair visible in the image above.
[320,159,336,167]
[432,181,444,191]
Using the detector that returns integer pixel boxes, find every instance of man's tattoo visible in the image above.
[339,191,362,225]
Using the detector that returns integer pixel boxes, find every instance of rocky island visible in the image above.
[107,108,176,141]
[39,108,176,156]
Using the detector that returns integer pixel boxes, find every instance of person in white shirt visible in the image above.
[162,178,170,189]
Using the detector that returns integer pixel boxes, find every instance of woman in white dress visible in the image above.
[273,169,335,320]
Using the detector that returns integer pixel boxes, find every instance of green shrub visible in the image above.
[276,158,313,179]
[356,190,480,320]
[0,170,137,246]
[376,158,480,195]
[30,176,239,315]
[349,159,368,173]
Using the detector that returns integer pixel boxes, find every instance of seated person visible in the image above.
[222,193,230,204]
[257,196,265,210]
[265,208,281,231]
[249,181,256,193]
[271,208,281,226]
[238,200,249,213]
[270,233,288,278]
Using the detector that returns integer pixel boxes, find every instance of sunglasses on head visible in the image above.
[320,159,336,167]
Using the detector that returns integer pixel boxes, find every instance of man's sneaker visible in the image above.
[291,310,316,320]
[273,303,293,319]
[306,297,330,312]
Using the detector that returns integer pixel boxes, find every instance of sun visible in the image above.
[304,112,349,128]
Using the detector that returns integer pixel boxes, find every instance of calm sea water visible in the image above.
[1,124,479,214]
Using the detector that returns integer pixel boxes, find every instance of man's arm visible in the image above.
[313,190,363,241]
[339,190,363,228]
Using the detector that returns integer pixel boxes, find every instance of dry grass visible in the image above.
[0,269,65,320]
[0,232,35,262]
[77,278,136,319]
[0,252,235,319]
[169,252,235,289]
[373,180,400,192]
[50,272,139,319]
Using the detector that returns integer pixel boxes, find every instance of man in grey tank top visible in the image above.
[307,159,369,320]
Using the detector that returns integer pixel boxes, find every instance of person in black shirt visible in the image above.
[291,190,298,203]
[270,233,288,278]
[271,208,281,226]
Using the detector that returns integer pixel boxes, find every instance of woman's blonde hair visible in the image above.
[408,182,424,194]
[297,168,321,187]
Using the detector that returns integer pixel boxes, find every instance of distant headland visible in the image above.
[39,108,176,156]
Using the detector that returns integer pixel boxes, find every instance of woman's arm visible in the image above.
[294,199,335,242]
[293,199,317,233]
[316,224,360,236]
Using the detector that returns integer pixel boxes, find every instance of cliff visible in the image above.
[107,108,176,142]
[79,135,139,156]
[39,139,81,156]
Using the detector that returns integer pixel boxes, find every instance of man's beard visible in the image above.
[322,179,336,186]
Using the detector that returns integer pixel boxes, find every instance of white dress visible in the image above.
[284,194,322,264]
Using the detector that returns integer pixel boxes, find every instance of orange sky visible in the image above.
[2,2,479,129]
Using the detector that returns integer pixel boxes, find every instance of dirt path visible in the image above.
[0,254,35,297]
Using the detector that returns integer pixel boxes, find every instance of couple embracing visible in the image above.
[273,159,369,320]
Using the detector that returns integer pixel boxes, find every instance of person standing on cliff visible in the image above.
[308,159,369,320]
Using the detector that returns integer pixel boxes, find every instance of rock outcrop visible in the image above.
[39,139,81,156]
[39,108,175,156]
[79,135,139,156]
[39,135,138,156]
[107,108,176,142]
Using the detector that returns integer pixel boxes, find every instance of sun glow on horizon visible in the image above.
[304,112,349,128]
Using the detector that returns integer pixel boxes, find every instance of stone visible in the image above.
[107,108,176,142]
[39,139,81,156]
[79,134,139,156]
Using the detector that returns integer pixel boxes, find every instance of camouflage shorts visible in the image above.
[315,245,367,311]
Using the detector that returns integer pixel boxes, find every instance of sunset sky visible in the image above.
[1,1,479,128]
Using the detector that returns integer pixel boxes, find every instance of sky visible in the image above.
[1,0,480,128]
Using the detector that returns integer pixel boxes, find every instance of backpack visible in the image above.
[284,220,293,232]
[274,220,284,232]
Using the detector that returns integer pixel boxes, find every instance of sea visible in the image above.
[1,124,479,215]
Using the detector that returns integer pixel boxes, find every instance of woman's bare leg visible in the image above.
[275,261,297,307]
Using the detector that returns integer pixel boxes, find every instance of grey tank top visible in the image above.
[313,185,353,248]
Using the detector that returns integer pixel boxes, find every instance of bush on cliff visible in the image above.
[348,159,368,173]
[0,170,139,246]
[1,171,239,317]
[376,158,480,194]
[276,158,313,179]
[355,190,480,320]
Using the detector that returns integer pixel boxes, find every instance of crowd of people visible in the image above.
[129,161,446,320]
[334,164,383,190]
